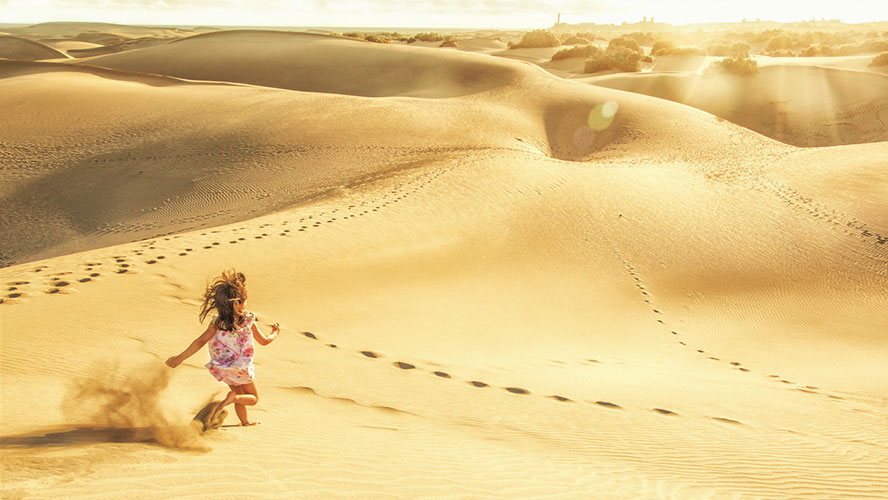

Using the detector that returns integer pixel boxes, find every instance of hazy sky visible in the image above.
[1,0,884,28]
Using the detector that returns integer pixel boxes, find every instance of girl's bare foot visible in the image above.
[239,421,260,426]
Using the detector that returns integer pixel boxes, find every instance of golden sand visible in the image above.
[1,24,886,499]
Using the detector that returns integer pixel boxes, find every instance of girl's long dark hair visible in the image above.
[199,270,248,331]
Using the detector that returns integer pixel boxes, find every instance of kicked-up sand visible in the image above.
[1,24,887,499]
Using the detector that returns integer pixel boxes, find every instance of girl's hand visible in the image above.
[271,323,281,334]
[165,355,182,368]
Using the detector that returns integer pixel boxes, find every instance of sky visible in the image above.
[0,0,884,28]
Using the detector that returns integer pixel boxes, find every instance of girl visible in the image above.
[166,270,281,426]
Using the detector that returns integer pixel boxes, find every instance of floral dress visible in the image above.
[206,312,256,385]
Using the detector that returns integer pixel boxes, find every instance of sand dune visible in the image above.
[0,35,67,60]
[67,37,174,58]
[79,30,530,98]
[589,64,888,146]
[1,25,887,500]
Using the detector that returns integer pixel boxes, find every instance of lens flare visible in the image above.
[572,126,597,150]
[588,101,619,131]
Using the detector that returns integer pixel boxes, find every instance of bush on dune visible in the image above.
[651,39,675,55]
[607,36,643,55]
[583,45,642,73]
[363,34,389,44]
[562,35,591,45]
[706,55,758,76]
[508,30,560,49]
[870,52,888,66]
[551,44,602,61]
[414,32,444,42]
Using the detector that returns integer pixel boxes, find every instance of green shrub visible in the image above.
[363,34,389,44]
[583,46,642,73]
[651,39,675,55]
[608,46,642,71]
[440,39,458,48]
[343,32,361,38]
[608,36,643,55]
[870,52,888,66]
[415,32,444,42]
[508,30,560,49]
[707,55,758,76]
[551,44,602,61]
[583,54,611,73]
[562,35,591,45]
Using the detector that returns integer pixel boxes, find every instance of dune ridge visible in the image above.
[0,35,67,60]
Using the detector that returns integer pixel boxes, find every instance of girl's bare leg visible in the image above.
[222,382,259,425]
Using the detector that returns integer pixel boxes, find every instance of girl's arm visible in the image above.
[252,322,280,346]
[166,324,216,368]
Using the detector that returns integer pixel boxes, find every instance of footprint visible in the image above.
[711,417,742,425]
[595,401,622,409]
[550,395,573,402]
[360,351,380,359]
[394,362,416,370]
[326,344,338,349]
[468,381,489,388]
[78,278,91,283]
[433,371,451,378]
[302,332,318,340]
[653,408,678,415]
[505,387,530,395]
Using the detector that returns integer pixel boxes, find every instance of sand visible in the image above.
[1,26,887,500]
[0,35,67,60]
[588,64,888,146]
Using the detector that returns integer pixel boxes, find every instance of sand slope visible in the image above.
[80,30,526,98]
[588,64,888,146]
[0,35,67,60]
[1,26,887,500]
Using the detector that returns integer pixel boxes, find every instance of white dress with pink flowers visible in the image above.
[206,312,256,386]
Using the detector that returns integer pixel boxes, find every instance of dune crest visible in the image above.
[0,35,67,60]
